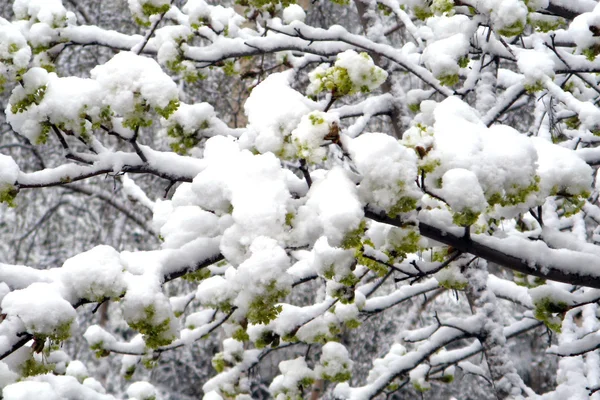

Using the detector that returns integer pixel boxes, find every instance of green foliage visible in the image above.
[524,81,545,93]
[10,85,47,114]
[128,305,175,349]
[141,2,171,16]
[124,365,136,380]
[345,319,361,329]
[247,281,288,324]
[438,73,459,87]
[431,0,454,15]
[155,99,180,119]
[564,116,580,130]
[233,327,250,342]
[285,212,295,227]
[320,363,352,382]
[437,277,468,290]
[452,208,479,227]
[513,272,546,288]
[487,176,540,208]
[182,268,211,282]
[534,297,569,332]
[458,56,469,68]
[389,196,418,218]
[530,16,565,32]
[21,357,54,377]
[90,341,110,358]
[309,113,325,125]
[387,228,421,260]
[413,381,431,393]
[223,61,237,76]
[0,184,18,207]
[341,220,366,250]
[331,285,355,304]
[255,330,280,348]
[408,103,420,113]
[357,253,388,277]
[414,6,433,20]
[497,20,525,37]
[583,45,600,61]
[377,3,392,15]
[236,0,298,8]
[122,101,153,130]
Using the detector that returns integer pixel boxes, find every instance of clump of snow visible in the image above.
[0,18,31,82]
[241,72,316,155]
[290,111,339,163]
[308,50,388,97]
[121,273,179,348]
[6,68,105,143]
[346,132,420,214]
[91,51,179,116]
[410,364,431,391]
[532,138,593,197]
[311,237,355,282]
[441,168,486,214]
[293,167,364,247]
[83,378,106,394]
[425,97,540,218]
[315,342,353,381]
[282,5,306,24]
[269,357,314,398]
[58,245,126,303]
[0,361,18,390]
[2,381,61,400]
[516,48,555,86]
[421,16,475,81]
[13,0,75,30]
[569,4,600,53]
[152,25,192,67]
[1,282,76,339]
[65,360,89,383]
[191,136,291,264]
[0,155,19,186]
[198,237,292,324]
[159,206,220,249]
[127,380,157,400]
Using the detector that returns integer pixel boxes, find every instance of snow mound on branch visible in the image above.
[192,136,291,264]
[91,51,178,113]
[58,245,126,303]
[346,132,420,214]
[0,155,19,186]
[1,282,77,339]
[293,167,364,247]
[241,71,316,155]
[441,168,486,214]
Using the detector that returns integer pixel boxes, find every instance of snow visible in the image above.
[241,71,316,156]
[91,51,179,114]
[1,282,76,339]
[127,381,157,400]
[57,245,126,303]
[3,381,61,400]
[269,357,314,398]
[441,168,486,214]
[65,361,88,382]
[346,132,419,213]
[0,155,19,186]
[282,5,306,24]
[316,341,353,379]
[293,167,364,247]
